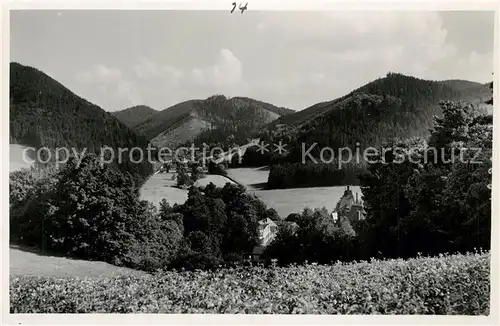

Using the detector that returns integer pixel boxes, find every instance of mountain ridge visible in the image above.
[133,95,294,148]
[267,73,491,131]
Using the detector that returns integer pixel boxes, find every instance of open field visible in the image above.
[140,167,361,217]
[227,167,361,218]
[226,167,269,190]
[10,144,34,172]
[10,246,145,278]
[250,186,362,218]
[10,252,490,314]
[139,172,235,207]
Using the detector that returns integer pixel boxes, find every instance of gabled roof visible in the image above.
[335,191,354,212]
[258,218,277,227]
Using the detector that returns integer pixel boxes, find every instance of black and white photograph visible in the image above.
[2,1,497,322]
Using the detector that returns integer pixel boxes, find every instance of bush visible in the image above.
[164,183,268,270]
[208,160,227,176]
[190,162,204,182]
[10,170,59,244]
[168,252,224,271]
[176,170,194,188]
[263,207,357,265]
[9,169,37,207]
[124,202,185,271]
[10,252,490,314]
[10,154,184,272]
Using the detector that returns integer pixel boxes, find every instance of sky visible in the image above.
[10,10,494,112]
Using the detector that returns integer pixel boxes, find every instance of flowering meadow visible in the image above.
[10,251,489,314]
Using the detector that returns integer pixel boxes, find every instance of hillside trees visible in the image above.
[261,73,490,189]
[359,101,492,258]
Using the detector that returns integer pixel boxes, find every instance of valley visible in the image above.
[8,61,492,315]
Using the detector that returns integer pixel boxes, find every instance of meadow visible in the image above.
[139,172,235,207]
[227,167,362,218]
[10,246,145,278]
[141,166,362,218]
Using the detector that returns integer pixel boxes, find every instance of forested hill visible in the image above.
[9,62,153,185]
[268,72,491,130]
[112,105,158,128]
[134,95,294,148]
[259,73,492,188]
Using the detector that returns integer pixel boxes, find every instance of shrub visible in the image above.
[10,154,184,272]
[10,252,490,314]
[168,252,224,271]
[10,169,59,244]
[208,160,227,176]
[124,202,185,271]
[263,207,358,265]
[190,162,204,182]
[176,170,194,188]
[9,169,37,207]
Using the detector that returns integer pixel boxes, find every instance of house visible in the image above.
[348,192,366,223]
[250,218,281,262]
[257,218,279,246]
[333,186,366,224]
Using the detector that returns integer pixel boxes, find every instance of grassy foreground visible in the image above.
[10,247,146,278]
[10,252,489,314]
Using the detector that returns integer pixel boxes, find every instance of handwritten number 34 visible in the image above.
[231,2,248,14]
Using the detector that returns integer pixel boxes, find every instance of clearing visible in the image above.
[140,172,235,207]
[227,167,362,218]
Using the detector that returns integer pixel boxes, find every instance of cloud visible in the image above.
[77,64,122,84]
[256,11,456,78]
[427,50,493,82]
[188,49,244,89]
[244,11,492,108]
[134,57,159,79]
[76,64,143,110]
[68,11,492,112]
[75,48,247,110]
